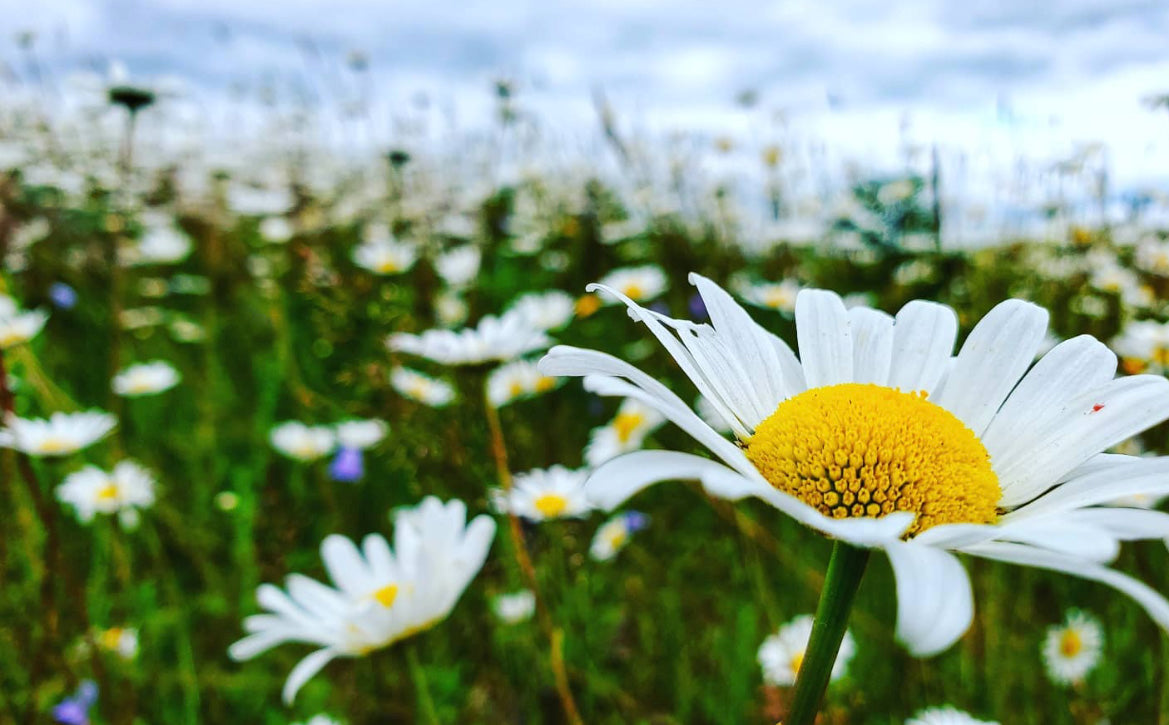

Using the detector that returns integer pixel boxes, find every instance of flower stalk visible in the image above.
[786,541,871,725]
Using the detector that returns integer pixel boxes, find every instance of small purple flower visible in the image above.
[53,680,97,725]
[688,292,708,321]
[329,446,364,482]
[648,301,670,316]
[49,283,77,310]
[623,510,650,533]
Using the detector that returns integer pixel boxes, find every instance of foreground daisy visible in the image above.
[492,466,592,522]
[0,411,116,457]
[1041,609,1103,686]
[269,422,336,462]
[388,309,551,366]
[758,614,855,687]
[906,707,999,725]
[229,496,494,703]
[487,359,561,408]
[540,273,1169,712]
[112,360,181,397]
[56,460,157,529]
[389,367,455,407]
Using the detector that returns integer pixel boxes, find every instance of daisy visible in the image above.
[1111,320,1169,374]
[758,614,855,687]
[509,291,576,332]
[487,359,561,408]
[228,497,495,704]
[540,273,1169,659]
[111,361,181,397]
[352,236,418,275]
[739,278,801,315]
[389,367,455,407]
[1041,609,1103,685]
[589,511,649,562]
[56,460,156,529]
[492,466,593,522]
[0,296,48,349]
[435,246,481,288]
[597,265,667,304]
[0,411,116,457]
[493,590,536,624]
[293,716,343,725]
[269,422,336,462]
[905,707,999,725]
[130,222,191,265]
[95,626,139,660]
[259,216,294,244]
[388,309,551,366]
[1135,236,1169,276]
[584,393,666,468]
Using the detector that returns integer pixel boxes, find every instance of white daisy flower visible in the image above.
[493,590,536,624]
[269,422,336,462]
[389,367,455,407]
[597,265,667,304]
[906,706,999,725]
[1042,609,1103,685]
[112,360,181,397]
[1135,237,1169,277]
[293,716,343,725]
[0,411,116,457]
[1090,262,1153,309]
[228,496,495,704]
[56,460,156,529]
[487,359,561,408]
[493,466,593,522]
[352,236,418,275]
[1111,320,1169,374]
[509,291,576,332]
[435,246,481,288]
[758,614,855,687]
[0,303,48,349]
[335,419,387,450]
[584,394,666,468]
[740,278,801,315]
[130,222,191,265]
[435,290,469,327]
[95,626,139,660]
[589,511,649,562]
[540,273,1169,657]
[259,216,294,244]
[388,309,551,366]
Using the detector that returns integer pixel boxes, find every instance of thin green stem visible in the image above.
[406,644,440,725]
[787,541,871,725]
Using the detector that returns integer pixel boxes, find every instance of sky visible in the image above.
[7,0,1169,193]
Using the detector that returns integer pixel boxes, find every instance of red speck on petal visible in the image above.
[1091,403,1105,413]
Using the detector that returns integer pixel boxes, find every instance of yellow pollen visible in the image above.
[744,383,1001,537]
[763,289,794,309]
[99,628,124,650]
[789,651,804,675]
[372,584,399,608]
[1059,629,1083,657]
[575,294,602,318]
[621,283,644,300]
[97,483,120,501]
[376,258,400,274]
[613,412,645,444]
[535,376,556,393]
[0,330,23,347]
[1121,357,1147,375]
[1155,347,1169,367]
[607,529,627,549]
[37,436,73,454]
[533,493,569,518]
[508,380,525,398]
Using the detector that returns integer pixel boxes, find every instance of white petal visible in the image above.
[933,299,1048,435]
[848,307,894,385]
[795,289,853,388]
[282,647,340,705]
[319,536,370,597]
[992,518,1120,563]
[962,542,1169,631]
[585,450,770,510]
[885,543,974,657]
[1004,456,1169,521]
[1063,507,1169,541]
[887,300,958,394]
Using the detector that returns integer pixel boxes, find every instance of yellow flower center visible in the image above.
[607,529,627,550]
[575,294,602,318]
[508,380,525,399]
[36,436,73,454]
[0,330,23,348]
[1059,629,1083,657]
[372,584,399,608]
[376,258,399,274]
[97,483,120,501]
[621,283,644,300]
[763,288,794,310]
[534,493,569,518]
[789,651,804,675]
[535,376,556,393]
[744,383,1001,537]
[613,412,645,444]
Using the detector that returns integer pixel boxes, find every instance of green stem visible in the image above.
[787,541,871,725]
[406,644,440,725]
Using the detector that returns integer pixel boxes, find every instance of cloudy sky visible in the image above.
[9,0,1169,190]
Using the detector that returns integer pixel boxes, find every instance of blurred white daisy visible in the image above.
[335,419,387,450]
[388,309,551,366]
[229,496,495,703]
[0,297,48,349]
[509,291,575,332]
[95,626,139,660]
[541,273,1169,657]
[757,614,854,687]
[0,411,116,457]
[492,466,592,522]
[269,422,336,462]
[112,360,181,397]
[1135,237,1169,277]
[1041,609,1103,685]
[583,393,665,468]
[130,222,191,265]
[1111,320,1169,374]
[493,590,536,624]
[259,216,294,244]
[389,367,455,407]
[352,236,418,275]
[435,246,481,288]
[589,511,649,562]
[905,707,999,725]
[293,716,343,725]
[435,290,469,327]
[56,460,156,529]
[598,265,667,304]
[487,360,561,408]
[739,278,801,315]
